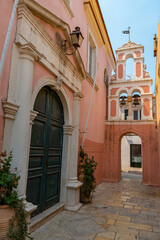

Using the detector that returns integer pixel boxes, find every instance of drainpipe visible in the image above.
[0,0,19,79]
[82,71,97,147]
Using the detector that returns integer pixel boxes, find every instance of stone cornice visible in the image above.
[105,119,156,125]
[109,78,153,86]
[2,101,19,120]
[16,1,86,83]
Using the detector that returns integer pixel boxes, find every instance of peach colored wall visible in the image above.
[110,87,132,96]
[0,1,17,151]
[79,42,113,185]
[117,53,124,60]
[136,62,141,77]
[118,64,123,79]
[141,86,150,93]
[34,16,78,69]
[111,87,119,95]
[32,62,74,111]
[103,123,160,186]
[143,98,150,116]
[35,0,88,69]
[134,51,141,57]
[111,88,119,95]
[110,100,116,117]
[79,138,104,185]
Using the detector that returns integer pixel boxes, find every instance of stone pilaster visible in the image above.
[9,46,38,198]
[127,96,133,120]
[65,92,83,211]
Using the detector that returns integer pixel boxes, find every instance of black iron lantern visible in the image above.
[62,27,84,55]
[70,27,84,49]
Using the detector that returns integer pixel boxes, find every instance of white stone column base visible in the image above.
[127,115,133,120]
[65,180,83,211]
[24,201,37,223]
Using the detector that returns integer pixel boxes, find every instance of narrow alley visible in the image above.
[31,174,160,240]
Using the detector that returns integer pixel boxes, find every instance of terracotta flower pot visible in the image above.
[79,172,85,182]
[0,205,14,239]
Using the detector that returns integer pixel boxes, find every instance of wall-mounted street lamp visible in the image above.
[62,27,84,55]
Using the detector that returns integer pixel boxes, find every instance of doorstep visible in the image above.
[29,202,64,233]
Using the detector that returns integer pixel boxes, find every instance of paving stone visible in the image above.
[131,217,158,226]
[116,220,152,231]
[139,230,160,240]
[31,175,160,240]
[104,213,131,222]
[46,226,73,240]
[73,234,96,240]
[96,231,116,239]
[92,216,107,225]
[140,210,159,216]
[107,224,139,236]
[62,218,104,237]
[106,219,116,225]
[115,232,138,240]
[153,226,160,233]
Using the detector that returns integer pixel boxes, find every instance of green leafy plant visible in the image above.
[79,146,97,202]
[0,151,20,206]
[0,151,32,240]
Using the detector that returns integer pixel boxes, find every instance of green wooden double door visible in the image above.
[26,87,64,216]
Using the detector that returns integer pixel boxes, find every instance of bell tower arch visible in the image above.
[104,41,160,187]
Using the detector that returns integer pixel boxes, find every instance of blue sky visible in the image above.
[98,0,160,93]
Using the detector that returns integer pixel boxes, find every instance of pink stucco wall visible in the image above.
[141,86,150,93]
[35,0,88,68]
[110,100,116,117]
[136,62,141,77]
[143,98,150,116]
[0,1,17,151]
[32,62,74,113]
[104,123,160,186]
[118,64,123,79]
[111,87,119,95]
[134,51,141,57]
[79,44,113,183]
[117,53,124,60]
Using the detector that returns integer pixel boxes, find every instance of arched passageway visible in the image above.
[121,133,142,175]
[103,122,160,186]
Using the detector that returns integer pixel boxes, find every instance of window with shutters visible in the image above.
[88,34,97,80]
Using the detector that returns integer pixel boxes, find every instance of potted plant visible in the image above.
[79,146,97,203]
[0,151,32,240]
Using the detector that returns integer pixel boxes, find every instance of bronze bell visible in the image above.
[120,96,126,105]
[133,95,140,105]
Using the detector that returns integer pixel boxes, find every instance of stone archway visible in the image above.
[104,121,160,186]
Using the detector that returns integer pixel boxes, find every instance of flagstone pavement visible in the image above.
[31,173,160,240]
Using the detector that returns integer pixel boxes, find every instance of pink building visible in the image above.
[0,0,115,224]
